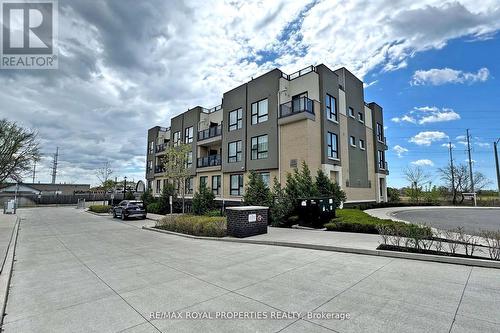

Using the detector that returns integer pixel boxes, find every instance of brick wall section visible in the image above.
[226,206,268,238]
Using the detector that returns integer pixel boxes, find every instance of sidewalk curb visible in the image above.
[0,217,20,328]
[142,226,500,270]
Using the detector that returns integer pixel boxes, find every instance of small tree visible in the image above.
[243,170,272,206]
[163,144,191,213]
[96,161,113,204]
[158,182,176,214]
[269,177,293,227]
[387,187,400,203]
[125,190,135,200]
[192,184,215,215]
[141,188,155,207]
[0,119,40,183]
[315,169,346,209]
[403,166,430,203]
[285,161,318,203]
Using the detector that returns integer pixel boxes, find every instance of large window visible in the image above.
[186,177,194,194]
[228,140,242,163]
[149,141,154,154]
[359,139,365,150]
[378,150,386,169]
[173,131,180,146]
[185,127,193,143]
[327,132,338,159]
[358,112,364,123]
[230,174,244,196]
[325,94,337,122]
[229,108,243,131]
[155,180,161,194]
[251,99,268,124]
[251,135,268,160]
[212,175,221,195]
[199,176,208,189]
[377,123,384,142]
[186,151,193,168]
[259,172,270,188]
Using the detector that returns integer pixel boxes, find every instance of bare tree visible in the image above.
[0,119,40,183]
[403,166,431,203]
[439,163,490,203]
[96,161,113,204]
[163,144,191,213]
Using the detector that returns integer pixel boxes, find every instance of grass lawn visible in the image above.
[325,209,429,235]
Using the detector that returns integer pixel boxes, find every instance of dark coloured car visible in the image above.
[112,200,147,220]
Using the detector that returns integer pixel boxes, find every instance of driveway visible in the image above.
[389,207,500,234]
[3,207,500,333]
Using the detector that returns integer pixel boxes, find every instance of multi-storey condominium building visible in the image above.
[146,64,388,205]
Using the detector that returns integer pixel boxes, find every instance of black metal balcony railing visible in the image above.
[379,161,388,170]
[198,125,222,141]
[155,166,165,173]
[156,144,166,153]
[279,97,314,118]
[197,155,221,168]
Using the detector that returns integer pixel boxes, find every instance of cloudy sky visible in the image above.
[1,0,499,188]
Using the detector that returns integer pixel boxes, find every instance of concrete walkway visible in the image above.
[4,207,500,332]
[0,215,17,272]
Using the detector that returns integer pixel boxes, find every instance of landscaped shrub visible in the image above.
[89,205,111,214]
[147,202,161,214]
[192,184,215,215]
[156,214,226,237]
[324,209,431,236]
[244,170,272,207]
[204,209,223,217]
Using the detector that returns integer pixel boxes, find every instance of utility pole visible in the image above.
[466,129,474,193]
[494,139,500,198]
[32,160,37,183]
[448,142,456,204]
[51,147,59,184]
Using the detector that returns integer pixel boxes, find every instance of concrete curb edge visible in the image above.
[142,226,500,269]
[0,217,20,328]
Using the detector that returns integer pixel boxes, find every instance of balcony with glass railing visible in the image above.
[197,154,221,168]
[280,97,314,118]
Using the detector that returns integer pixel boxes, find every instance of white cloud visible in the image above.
[393,145,409,158]
[409,131,448,146]
[1,0,500,184]
[441,143,455,148]
[411,67,490,85]
[392,106,460,125]
[411,159,434,167]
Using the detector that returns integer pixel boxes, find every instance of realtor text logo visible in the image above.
[1,0,58,69]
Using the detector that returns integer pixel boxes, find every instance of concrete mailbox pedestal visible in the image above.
[226,206,268,238]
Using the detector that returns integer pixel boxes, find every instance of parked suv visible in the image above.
[112,200,146,220]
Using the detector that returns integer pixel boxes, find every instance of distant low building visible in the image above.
[0,183,91,196]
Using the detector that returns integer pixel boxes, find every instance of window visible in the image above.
[230,174,243,196]
[149,141,154,154]
[348,107,355,118]
[212,175,221,195]
[173,131,180,146]
[186,151,193,168]
[228,141,242,163]
[350,136,356,147]
[229,108,243,131]
[185,127,193,143]
[251,135,268,160]
[377,123,384,142]
[155,180,161,194]
[147,160,153,172]
[358,112,364,123]
[327,132,338,159]
[378,150,386,169]
[325,94,337,122]
[251,99,268,124]
[359,139,365,150]
[185,177,194,194]
[199,176,208,189]
[259,172,270,188]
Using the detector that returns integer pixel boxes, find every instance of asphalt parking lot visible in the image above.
[392,208,500,234]
[3,207,500,332]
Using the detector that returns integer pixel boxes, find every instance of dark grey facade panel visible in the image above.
[146,126,161,180]
[222,84,247,173]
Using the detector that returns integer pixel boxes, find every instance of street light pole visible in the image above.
[123,176,127,199]
[494,139,500,198]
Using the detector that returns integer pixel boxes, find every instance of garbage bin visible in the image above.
[226,206,268,238]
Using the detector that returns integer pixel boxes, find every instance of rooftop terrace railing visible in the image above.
[281,65,317,81]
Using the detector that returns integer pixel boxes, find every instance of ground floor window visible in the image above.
[155,180,161,194]
[230,174,243,196]
[259,172,270,187]
[212,175,221,195]
[200,176,208,189]
[185,177,194,194]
